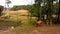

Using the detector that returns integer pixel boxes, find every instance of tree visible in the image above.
[29,0,59,24]
[46,0,59,24]
[0,5,4,16]
[29,4,39,17]
[34,0,43,21]
[43,0,53,24]
[57,0,60,23]
[6,0,11,8]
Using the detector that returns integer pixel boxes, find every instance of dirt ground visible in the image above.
[0,25,60,34]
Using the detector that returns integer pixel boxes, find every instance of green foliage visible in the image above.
[28,0,59,24]
[0,20,21,27]
[29,4,39,17]
[0,5,4,16]
[10,5,31,11]
[52,3,59,14]
[20,18,35,26]
[10,5,21,11]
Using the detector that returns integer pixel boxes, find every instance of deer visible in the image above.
[35,20,43,26]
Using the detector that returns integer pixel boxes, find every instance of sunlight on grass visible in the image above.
[0,9,36,27]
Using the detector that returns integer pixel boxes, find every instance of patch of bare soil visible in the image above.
[34,25,60,34]
[17,25,60,34]
[0,26,12,34]
[0,25,60,34]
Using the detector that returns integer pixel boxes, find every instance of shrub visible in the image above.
[0,5,4,16]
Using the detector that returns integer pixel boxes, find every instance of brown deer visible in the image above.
[35,20,43,26]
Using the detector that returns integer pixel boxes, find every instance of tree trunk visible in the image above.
[35,0,41,21]
[57,0,60,24]
[46,0,53,24]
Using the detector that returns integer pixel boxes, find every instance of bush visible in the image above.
[10,5,31,11]
[0,5,4,16]
[10,5,21,11]
[20,18,35,26]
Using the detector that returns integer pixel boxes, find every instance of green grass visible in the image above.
[0,17,36,27]
[9,26,36,34]
[0,20,21,27]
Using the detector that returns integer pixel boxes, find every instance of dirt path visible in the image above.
[0,26,13,34]
[35,25,60,34]
[0,25,60,34]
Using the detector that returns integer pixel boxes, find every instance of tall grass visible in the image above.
[0,20,21,27]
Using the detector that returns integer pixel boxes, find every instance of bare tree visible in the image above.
[6,0,11,8]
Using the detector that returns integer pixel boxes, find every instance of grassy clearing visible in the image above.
[0,9,36,27]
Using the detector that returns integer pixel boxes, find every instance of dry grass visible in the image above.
[0,9,36,26]
[2,9,30,16]
[2,9,31,21]
[3,10,29,20]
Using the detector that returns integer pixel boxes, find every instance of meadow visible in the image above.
[0,9,36,27]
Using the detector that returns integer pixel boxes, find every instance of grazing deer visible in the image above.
[35,20,43,26]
